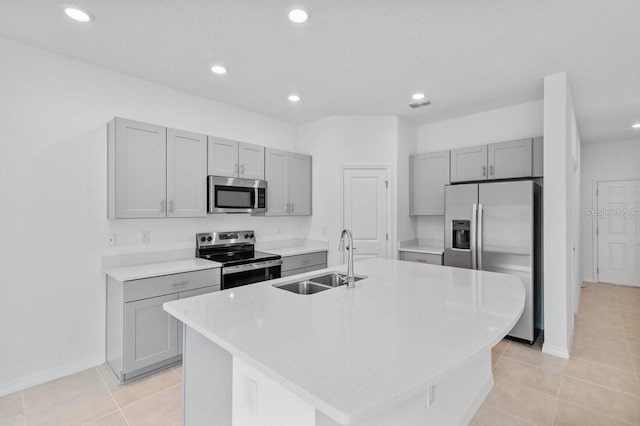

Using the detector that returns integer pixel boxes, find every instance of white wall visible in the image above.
[0,37,310,395]
[396,119,418,242]
[541,72,581,359]
[297,116,401,266]
[416,100,544,243]
[581,139,640,282]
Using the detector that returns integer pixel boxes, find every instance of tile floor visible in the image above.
[1,282,639,425]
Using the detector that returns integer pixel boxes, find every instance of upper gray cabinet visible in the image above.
[108,118,207,219]
[265,148,312,216]
[207,137,265,180]
[410,151,450,215]
[450,145,488,183]
[450,137,543,183]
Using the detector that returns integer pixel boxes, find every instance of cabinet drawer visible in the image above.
[125,269,221,302]
[281,264,326,278]
[281,252,327,272]
[399,251,443,265]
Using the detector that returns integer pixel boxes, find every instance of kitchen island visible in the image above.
[164,258,525,426]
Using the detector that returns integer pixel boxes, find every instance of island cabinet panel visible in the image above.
[166,128,208,217]
[450,145,488,183]
[112,118,167,218]
[238,142,265,180]
[124,293,179,373]
[177,285,220,355]
[410,151,450,215]
[207,137,239,177]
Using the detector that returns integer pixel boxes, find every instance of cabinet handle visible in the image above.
[169,200,174,214]
[160,200,165,212]
[172,281,188,287]
[482,165,487,176]
[290,203,294,212]
[234,163,238,176]
[285,203,289,213]
[489,165,494,176]
[240,164,245,176]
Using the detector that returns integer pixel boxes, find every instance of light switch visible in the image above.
[245,376,257,413]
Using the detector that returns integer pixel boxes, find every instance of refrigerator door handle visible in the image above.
[477,203,484,270]
[471,203,477,270]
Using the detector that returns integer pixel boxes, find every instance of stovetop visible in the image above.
[195,230,281,267]
[198,249,280,267]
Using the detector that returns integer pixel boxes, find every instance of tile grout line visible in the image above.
[94,366,131,426]
[482,402,538,425]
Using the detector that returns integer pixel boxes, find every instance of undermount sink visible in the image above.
[274,272,368,295]
[309,273,366,287]
[276,281,332,295]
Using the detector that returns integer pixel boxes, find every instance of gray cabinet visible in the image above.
[265,148,312,216]
[207,137,265,180]
[280,252,327,277]
[399,251,443,265]
[108,118,207,219]
[410,151,450,215]
[450,145,488,183]
[106,268,220,383]
[488,138,532,180]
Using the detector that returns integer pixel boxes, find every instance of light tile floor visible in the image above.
[1,282,639,425]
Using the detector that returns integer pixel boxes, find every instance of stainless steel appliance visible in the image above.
[444,180,542,343]
[196,231,282,289]
[207,176,267,214]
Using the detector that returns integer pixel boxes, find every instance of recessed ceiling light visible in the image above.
[288,94,301,102]
[64,6,93,22]
[210,65,227,75]
[288,9,309,23]
[632,123,640,129]
[412,93,425,101]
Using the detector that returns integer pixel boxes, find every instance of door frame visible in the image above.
[340,165,394,261]
[594,178,640,283]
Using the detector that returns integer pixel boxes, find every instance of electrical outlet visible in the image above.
[106,233,116,247]
[426,386,435,408]
[139,231,150,244]
[244,376,257,413]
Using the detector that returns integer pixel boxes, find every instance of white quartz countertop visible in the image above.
[164,258,524,424]
[103,258,221,282]
[257,240,328,257]
[398,244,444,255]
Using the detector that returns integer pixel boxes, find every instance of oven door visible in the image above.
[208,176,266,214]
[221,260,282,290]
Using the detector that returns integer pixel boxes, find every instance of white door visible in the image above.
[207,137,238,177]
[114,118,167,218]
[597,180,640,286]
[343,168,389,262]
[166,128,207,217]
[264,148,290,216]
[238,142,265,180]
[290,153,312,216]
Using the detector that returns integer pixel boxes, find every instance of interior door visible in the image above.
[207,137,238,177]
[238,142,265,180]
[597,180,640,286]
[115,118,167,218]
[166,128,207,217]
[264,148,290,216]
[342,168,389,262]
[479,181,534,341]
[289,153,312,216]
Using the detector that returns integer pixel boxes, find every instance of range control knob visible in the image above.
[249,233,254,238]
[200,237,206,243]
[244,234,249,239]
[207,236,213,242]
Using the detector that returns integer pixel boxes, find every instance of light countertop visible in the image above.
[104,258,221,282]
[164,258,524,424]
[257,240,328,257]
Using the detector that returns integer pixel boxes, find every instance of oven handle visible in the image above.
[222,259,283,275]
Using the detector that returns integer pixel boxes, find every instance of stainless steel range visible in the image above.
[196,231,282,290]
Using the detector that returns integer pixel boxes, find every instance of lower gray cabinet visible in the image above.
[399,251,443,265]
[280,251,327,277]
[124,294,179,373]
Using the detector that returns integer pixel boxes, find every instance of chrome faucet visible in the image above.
[338,229,356,288]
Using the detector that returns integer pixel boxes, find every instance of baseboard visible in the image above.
[459,376,494,426]
[542,344,570,359]
[0,356,105,397]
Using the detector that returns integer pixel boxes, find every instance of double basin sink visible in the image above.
[275,272,366,295]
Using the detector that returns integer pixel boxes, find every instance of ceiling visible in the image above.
[0,0,639,143]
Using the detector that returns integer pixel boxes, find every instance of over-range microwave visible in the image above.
[207,176,267,214]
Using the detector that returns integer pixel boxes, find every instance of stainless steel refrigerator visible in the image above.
[444,180,542,343]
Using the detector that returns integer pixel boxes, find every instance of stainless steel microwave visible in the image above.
[207,176,267,214]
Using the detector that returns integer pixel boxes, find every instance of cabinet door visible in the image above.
[264,148,290,216]
[167,129,207,217]
[115,118,167,218]
[488,138,532,180]
[289,153,312,216]
[124,293,178,373]
[177,286,220,355]
[410,151,449,215]
[207,137,238,177]
[238,142,265,180]
[450,145,488,183]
